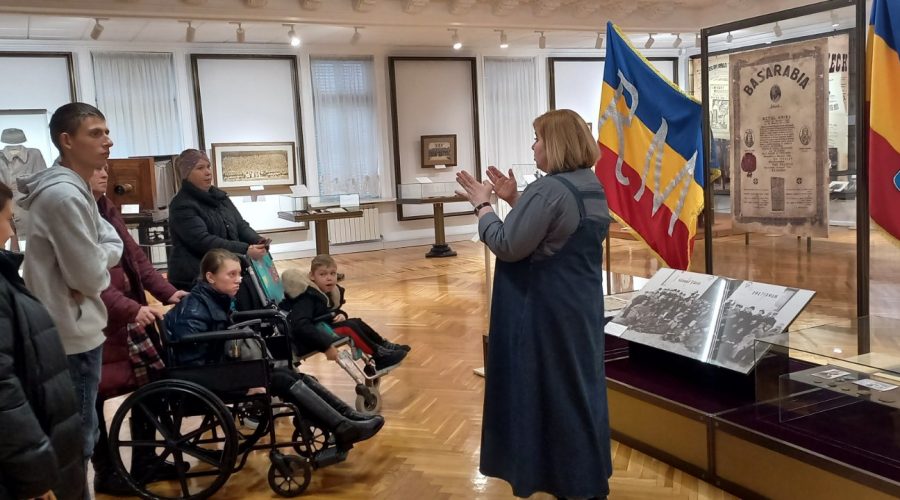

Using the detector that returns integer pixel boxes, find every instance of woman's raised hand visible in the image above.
[455,170,493,206]
[486,166,519,205]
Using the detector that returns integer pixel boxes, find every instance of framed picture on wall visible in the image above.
[210,141,296,190]
[420,134,457,168]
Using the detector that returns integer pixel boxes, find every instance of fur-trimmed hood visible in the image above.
[281,268,342,308]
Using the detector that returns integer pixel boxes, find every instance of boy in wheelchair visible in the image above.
[164,249,384,450]
[280,255,409,371]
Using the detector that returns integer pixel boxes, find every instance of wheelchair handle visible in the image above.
[167,328,262,345]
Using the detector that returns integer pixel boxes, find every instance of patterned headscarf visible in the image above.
[176,148,210,180]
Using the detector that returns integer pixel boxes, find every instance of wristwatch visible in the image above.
[473,201,491,215]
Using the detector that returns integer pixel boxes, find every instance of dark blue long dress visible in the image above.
[480,175,613,498]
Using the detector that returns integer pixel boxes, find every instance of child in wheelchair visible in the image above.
[280,255,409,371]
[164,248,384,450]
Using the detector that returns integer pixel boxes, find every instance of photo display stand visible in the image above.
[606,268,815,374]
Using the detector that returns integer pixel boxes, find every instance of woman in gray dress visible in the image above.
[456,109,613,499]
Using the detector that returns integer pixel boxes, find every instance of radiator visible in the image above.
[328,206,381,245]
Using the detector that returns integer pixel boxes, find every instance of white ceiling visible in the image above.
[0,1,861,51]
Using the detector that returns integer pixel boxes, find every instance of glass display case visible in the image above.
[276,193,363,255]
[396,182,463,202]
[508,163,543,191]
[734,316,900,483]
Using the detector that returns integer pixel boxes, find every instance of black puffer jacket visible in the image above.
[0,250,84,500]
[167,181,262,291]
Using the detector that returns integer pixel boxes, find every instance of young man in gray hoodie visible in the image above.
[16,102,123,488]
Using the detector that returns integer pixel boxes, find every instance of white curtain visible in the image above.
[483,57,540,219]
[483,57,540,173]
[92,52,183,158]
[310,57,380,199]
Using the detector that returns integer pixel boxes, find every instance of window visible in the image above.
[92,52,182,157]
[310,57,380,199]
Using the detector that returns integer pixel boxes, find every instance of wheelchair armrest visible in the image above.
[313,312,334,323]
[167,328,262,345]
[232,308,285,322]
[331,336,351,348]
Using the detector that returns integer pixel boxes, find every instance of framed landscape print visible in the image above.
[210,141,296,189]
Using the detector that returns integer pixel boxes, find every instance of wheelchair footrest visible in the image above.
[313,447,349,469]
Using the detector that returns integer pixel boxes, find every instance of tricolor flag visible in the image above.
[595,22,705,270]
[869,0,900,241]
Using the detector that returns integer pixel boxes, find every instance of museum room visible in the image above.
[0,0,897,499]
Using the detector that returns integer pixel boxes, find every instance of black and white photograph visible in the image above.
[420,134,457,167]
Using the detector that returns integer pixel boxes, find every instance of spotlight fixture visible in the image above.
[774,21,783,38]
[90,18,105,40]
[351,26,362,45]
[535,31,546,49]
[179,20,196,42]
[496,29,508,49]
[678,47,685,56]
[644,33,655,49]
[449,28,462,50]
[672,33,682,48]
[236,22,245,43]
[726,31,733,43]
[831,10,840,28]
[284,24,300,47]
[695,32,701,47]
[595,32,603,50]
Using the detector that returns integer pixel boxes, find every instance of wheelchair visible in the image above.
[106,311,349,499]
[237,253,399,413]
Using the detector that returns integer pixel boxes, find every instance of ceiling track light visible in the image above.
[831,10,840,28]
[774,21,783,38]
[672,33,682,48]
[351,26,362,45]
[284,23,300,47]
[695,32,701,47]
[179,20,196,43]
[449,28,462,50]
[228,21,245,43]
[595,32,603,50]
[90,18,106,40]
[495,29,508,49]
[644,33,655,49]
[726,31,733,43]
[678,47,685,56]
[535,30,546,49]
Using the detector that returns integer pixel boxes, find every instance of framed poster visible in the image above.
[730,38,829,237]
[211,142,296,189]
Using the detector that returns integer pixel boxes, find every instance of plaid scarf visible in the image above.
[127,323,166,386]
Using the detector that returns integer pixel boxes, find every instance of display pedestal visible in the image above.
[397,195,465,258]
[277,208,363,255]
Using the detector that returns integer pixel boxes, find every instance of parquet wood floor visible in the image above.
[97,231,877,500]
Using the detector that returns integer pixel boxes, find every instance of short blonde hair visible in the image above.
[533,109,600,173]
[310,254,336,273]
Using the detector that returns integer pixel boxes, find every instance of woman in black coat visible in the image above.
[0,182,85,500]
[167,149,269,291]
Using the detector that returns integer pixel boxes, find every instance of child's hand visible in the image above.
[333,313,347,323]
[324,346,339,361]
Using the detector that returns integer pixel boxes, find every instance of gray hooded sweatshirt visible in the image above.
[17,163,123,355]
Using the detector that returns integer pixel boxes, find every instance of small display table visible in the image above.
[277,194,362,255]
[397,194,467,258]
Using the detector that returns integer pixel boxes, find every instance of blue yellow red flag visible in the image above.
[595,21,705,270]
[868,0,900,241]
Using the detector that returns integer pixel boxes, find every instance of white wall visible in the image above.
[0,38,687,258]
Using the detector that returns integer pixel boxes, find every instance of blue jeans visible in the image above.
[67,344,103,463]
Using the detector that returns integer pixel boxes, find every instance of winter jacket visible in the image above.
[167,181,262,291]
[279,273,346,355]
[16,163,123,355]
[163,281,233,366]
[97,196,178,399]
[0,250,84,500]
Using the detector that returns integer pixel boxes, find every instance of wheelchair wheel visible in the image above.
[291,421,331,458]
[355,384,382,413]
[233,399,271,453]
[267,455,312,497]
[108,379,238,500]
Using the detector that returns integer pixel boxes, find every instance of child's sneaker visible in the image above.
[372,346,407,371]
[381,340,411,352]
